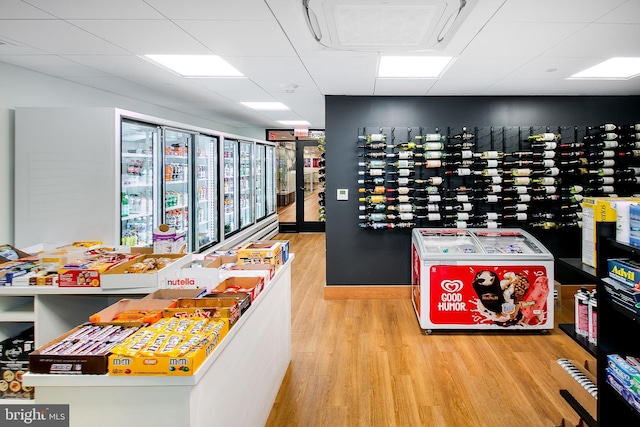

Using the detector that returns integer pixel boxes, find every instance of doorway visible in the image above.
[268,129,325,233]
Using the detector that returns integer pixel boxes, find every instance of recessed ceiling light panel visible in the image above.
[568,57,640,80]
[303,0,476,51]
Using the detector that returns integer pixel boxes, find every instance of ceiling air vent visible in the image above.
[302,0,476,52]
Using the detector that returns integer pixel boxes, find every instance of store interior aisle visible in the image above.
[266,232,588,427]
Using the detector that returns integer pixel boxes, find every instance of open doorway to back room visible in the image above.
[267,129,325,233]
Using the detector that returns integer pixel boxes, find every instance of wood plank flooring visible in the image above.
[266,232,589,427]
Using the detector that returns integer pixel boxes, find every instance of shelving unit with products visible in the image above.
[594,222,640,425]
[356,124,640,231]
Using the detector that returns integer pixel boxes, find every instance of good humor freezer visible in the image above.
[411,228,554,332]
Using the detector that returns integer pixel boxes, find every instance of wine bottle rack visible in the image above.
[356,124,640,230]
[318,137,326,222]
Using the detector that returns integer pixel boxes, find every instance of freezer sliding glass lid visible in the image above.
[471,230,545,254]
[414,229,482,254]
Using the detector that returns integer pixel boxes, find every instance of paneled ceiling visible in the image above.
[1,0,639,130]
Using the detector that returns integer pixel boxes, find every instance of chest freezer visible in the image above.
[411,228,554,332]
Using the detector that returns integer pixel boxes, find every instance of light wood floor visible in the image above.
[277,188,322,223]
[266,232,590,427]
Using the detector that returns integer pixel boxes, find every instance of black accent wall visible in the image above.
[325,95,640,286]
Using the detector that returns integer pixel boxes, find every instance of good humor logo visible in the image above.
[1,405,68,426]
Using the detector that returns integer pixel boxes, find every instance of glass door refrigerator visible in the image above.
[265,145,276,216]
[239,140,254,229]
[223,138,239,236]
[255,144,266,220]
[120,119,160,247]
[162,128,193,249]
[193,134,219,252]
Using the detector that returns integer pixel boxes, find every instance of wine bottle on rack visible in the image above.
[586,150,616,159]
[532,177,560,186]
[441,203,474,212]
[503,159,556,168]
[392,176,444,186]
[447,141,475,150]
[358,160,386,168]
[358,133,386,142]
[386,203,429,213]
[358,177,386,185]
[588,168,615,176]
[587,124,617,132]
[503,203,529,212]
[616,167,640,177]
[357,142,388,150]
[414,134,445,142]
[358,152,389,159]
[386,151,425,159]
[509,151,556,159]
[503,213,528,221]
[358,186,386,195]
[529,133,561,142]
[619,124,640,132]
[391,141,443,151]
[588,159,616,168]
[617,149,640,159]
[449,129,475,141]
[387,169,415,177]
[476,151,505,160]
[474,176,503,185]
[584,186,615,195]
[619,132,640,141]
[557,142,584,150]
[617,176,640,185]
[560,168,589,176]
[530,141,557,150]
[385,187,435,195]
[584,133,618,141]
[358,203,387,212]
[358,169,385,177]
[617,140,640,149]
[445,167,476,176]
[473,159,501,169]
[559,158,588,167]
[585,140,618,149]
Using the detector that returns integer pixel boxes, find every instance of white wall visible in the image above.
[0,62,265,245]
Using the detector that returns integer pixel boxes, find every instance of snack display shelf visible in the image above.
[0,285,159,296]
[23,255,294,427]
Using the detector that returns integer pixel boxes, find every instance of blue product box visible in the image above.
[602,278,640,315]
[608,354,639,386]
[608,258,640,289]
[606,367,640,412]
[630,203,640,248]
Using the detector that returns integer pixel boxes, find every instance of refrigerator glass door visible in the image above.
[265,145,276,215]
[163,128,193,248]
[223,139,239,236]
[255,144,266,220]
[194,134,219,252]
[239,140,254,228]
[120,119,159,247]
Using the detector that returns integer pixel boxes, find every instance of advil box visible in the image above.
[0,328,34,399]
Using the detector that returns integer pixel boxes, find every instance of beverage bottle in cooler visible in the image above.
[121,192,129,217]
[574,287,590,337]
[165,164,173,181]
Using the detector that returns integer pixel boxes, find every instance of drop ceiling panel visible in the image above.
[144,0,274,20]
[64,76,164,94]
[0,20,127,54]
[488,77,640,96]
[374,79,437,95]
[23,0,164,19]
[442,57,530,80]
[59,55,184,78]
[0,55,108,77]
[191,78,270,99]
[490,0,627,23]
[274,92,326,104]
[461,21,587,58]
[176,20,297,57]
[541,23,640,58]
[506,57,608,80]
[428,78,504,95]
[314,77,375,95]
[227,56,318,94]
[69,20,211,55]
[0,0,54,18]
[597,1,640,24]
[301,56,378,80]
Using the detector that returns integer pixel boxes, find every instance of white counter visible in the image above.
[24,255,293,427]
